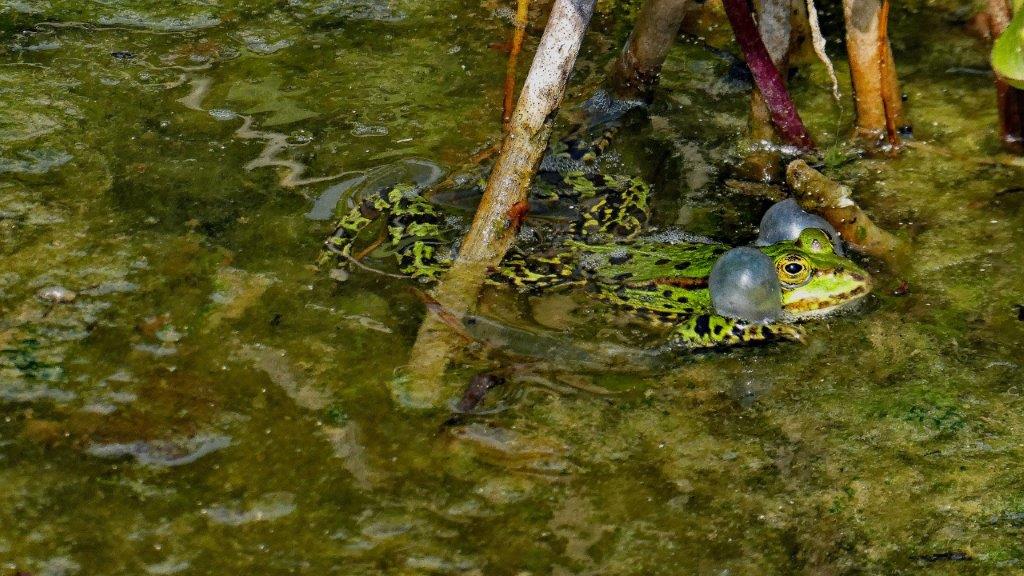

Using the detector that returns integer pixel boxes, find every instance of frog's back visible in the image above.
[570,240,729,285]
[561,239,726,318]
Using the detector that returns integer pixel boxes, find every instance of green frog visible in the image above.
[320,170,872,349]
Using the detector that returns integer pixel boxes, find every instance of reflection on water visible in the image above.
[2,0,1024,573]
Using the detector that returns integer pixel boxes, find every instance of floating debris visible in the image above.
[86,434,231,467]
[208,108,237,121]
[36,285,76,303]
[205,492,296,526]
[453,372,506,415]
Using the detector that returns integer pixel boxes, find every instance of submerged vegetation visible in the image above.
[2,0,1024,574]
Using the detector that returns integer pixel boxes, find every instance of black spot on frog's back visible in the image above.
[694,315,711,336]
[673,261,692,271]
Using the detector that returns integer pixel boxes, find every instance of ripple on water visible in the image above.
[312,0,404,21]
[241,34,292,55]
[208,108,237,121]
[0,382,75,404]
[0,149,72,175]
[144,558,190,575]
[85,433,231,467]
[96,13,221,31]
[204,492,297,526]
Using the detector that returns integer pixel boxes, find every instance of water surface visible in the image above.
[2,1,1024,574]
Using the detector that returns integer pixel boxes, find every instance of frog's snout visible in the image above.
[830,267,873,310]
[845,268,873,299]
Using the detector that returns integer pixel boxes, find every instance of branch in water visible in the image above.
[405,0,597,408]
[786,160,905,263]
[721,0,816,151]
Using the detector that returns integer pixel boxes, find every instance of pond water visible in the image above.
[2,1,1023,574]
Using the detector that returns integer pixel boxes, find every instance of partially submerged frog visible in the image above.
[321,170,873,349]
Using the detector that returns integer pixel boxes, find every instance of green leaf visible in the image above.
[992,6,1024,90]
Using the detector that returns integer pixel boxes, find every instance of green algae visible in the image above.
[2,1,1024,574]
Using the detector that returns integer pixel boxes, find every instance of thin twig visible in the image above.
[353,231,387,262]
[470,141,502,164]
[341,254,413,279]
[503,0,532,131]
[409,288,475,342]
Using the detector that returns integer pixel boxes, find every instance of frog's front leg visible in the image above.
[668,314,804,349]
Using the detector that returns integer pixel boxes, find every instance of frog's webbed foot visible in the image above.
[668,314,805,349]
[321,184,454,280]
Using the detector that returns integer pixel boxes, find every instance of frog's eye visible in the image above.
[777,255,811,285]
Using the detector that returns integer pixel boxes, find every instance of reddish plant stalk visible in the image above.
[996,80,1024,153]
[877,0,900,147]
[721,0,815,150]
[502,0,531,131]
[988,0,1024,153]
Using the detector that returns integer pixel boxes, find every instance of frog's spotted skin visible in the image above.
[575,174,649,241]
[321,185,454,279]
[323,172,650,282]
[527,228,870,348]
[322,167,872,349]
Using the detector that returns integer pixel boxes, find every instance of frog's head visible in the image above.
[760,228,872,318]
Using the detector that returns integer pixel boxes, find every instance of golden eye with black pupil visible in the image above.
[777,255,811,285]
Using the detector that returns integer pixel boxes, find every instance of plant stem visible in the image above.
[502,0,531,132]
[843,0,905,147]
[722,0,816,150]
[404,0,597,408]
[988,0,1024,153]
[607,0,690,102]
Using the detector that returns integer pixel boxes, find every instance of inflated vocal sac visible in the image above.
[755,198,843,255]
[709,246,783,323]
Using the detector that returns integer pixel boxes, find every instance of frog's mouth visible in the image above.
[781,268,873,318]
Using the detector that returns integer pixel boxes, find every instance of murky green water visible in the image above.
[2,1,1023,574]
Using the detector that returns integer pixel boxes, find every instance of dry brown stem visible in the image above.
[877,0,899,147]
